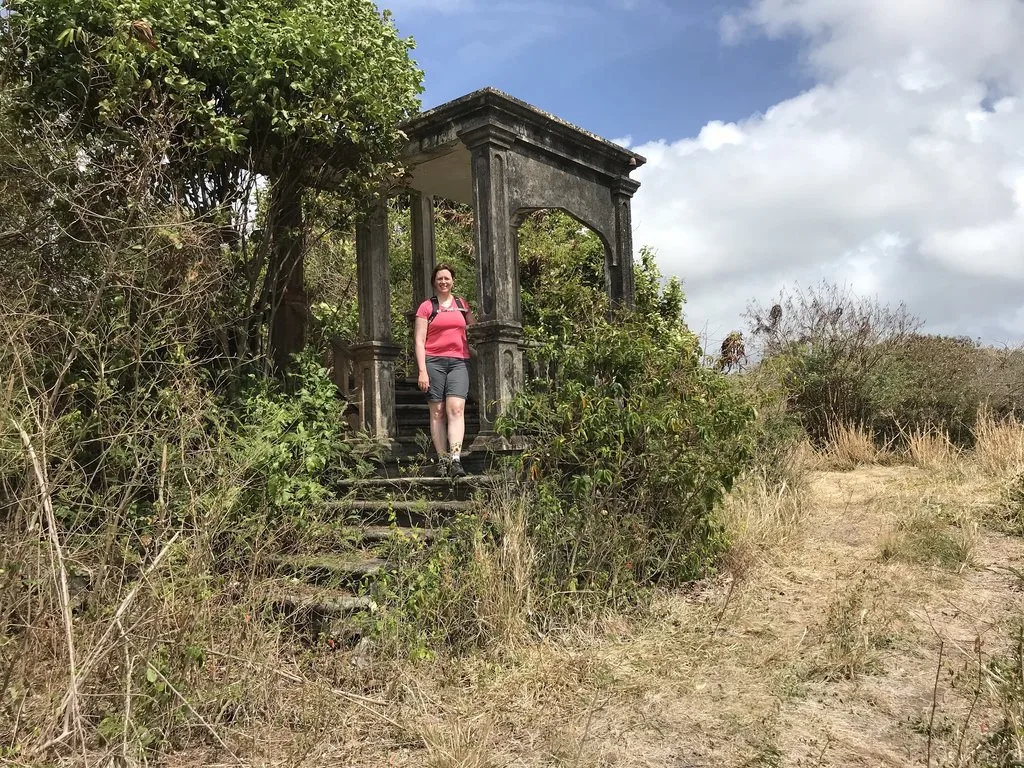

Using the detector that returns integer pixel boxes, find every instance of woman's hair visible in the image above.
[431,263,455,283]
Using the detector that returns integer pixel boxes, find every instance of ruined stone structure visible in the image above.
[344,88,646,448]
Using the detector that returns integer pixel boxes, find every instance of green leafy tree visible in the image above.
[6,0,422,204]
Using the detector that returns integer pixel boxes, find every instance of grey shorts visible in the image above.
[426,356,470,402]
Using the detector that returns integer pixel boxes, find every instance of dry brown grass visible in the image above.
[719,470,807,576]
[818,421,885,470]
[807,574,899,682]
[418,716,499,768]
[905,426,961,470]
[879,503,977,572]
[973,409,1024,477]
[467,475,536,650]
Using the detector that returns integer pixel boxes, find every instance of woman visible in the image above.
[414,263,475,478]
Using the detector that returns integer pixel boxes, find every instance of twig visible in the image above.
[572,687,602,768]
[927,640,944,768]
[122,625,134,761]
[56,529,181,724]
[712,575,738,636]
[954,636,984,766]
[13,420,84,748]
[145,662,243,763]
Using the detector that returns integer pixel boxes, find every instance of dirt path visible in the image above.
[372,466,1023,768]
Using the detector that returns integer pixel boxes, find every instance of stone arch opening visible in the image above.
[513,208,612,336]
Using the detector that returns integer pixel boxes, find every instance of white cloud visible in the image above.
[637,0,1024,346]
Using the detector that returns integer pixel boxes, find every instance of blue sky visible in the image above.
[390,1,811,143]
[385,0,1024,347]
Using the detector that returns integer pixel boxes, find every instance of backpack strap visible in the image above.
[427,296,469,323]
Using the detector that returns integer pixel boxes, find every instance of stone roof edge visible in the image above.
[401,87,647,170]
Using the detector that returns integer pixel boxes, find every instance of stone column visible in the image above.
[460,125,523,440]
[609,178,641,308]
[409,190,436,308]
[268,171,306,374]
[351,198,398,441]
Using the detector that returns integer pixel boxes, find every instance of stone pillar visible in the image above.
[460,125,523,440]
[268,172,306,374]
[609,178,641,308]
[351,198,398,441]
[409,190,436,308]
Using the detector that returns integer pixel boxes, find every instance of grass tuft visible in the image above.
[719,470,807,577]
[809,576,898,682]
[905,427,961,470]
[879,506,977,571]
[819,421,884,470]
[972,409,1024,477]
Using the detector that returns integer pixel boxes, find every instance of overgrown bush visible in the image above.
[499,250,755,618]
[745,283,1023,452]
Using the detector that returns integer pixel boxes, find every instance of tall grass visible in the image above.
[973,409,1024,477]
[905,427,960,470]
[720,460,809,575]
[468,475,536,649]
[819,421,883,470]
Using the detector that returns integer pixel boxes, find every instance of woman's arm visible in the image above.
[414,316,429,391]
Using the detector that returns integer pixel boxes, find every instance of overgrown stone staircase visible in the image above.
[261,470,495,645]
[256,371,499,643]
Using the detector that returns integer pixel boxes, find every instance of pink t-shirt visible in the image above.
[416,297,471,359]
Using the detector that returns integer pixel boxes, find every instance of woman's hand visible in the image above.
[418,370,429,392]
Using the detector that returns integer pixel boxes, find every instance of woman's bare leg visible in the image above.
[445,396,466,459]
[429,401,447,458]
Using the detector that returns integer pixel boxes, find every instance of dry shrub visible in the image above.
[973,409,1024,477]
[468,475,536,650]
[808,575,898,681]
[719,470,807,576]
[905,427,961,470]
[819,421,883,470]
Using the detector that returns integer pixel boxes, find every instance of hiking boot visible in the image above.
[437,456,452,478]
[449,458,467,479]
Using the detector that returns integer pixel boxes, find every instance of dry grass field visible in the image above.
[10,419,1023,768]
[150,420,1022,768]
[319,466,1018,768]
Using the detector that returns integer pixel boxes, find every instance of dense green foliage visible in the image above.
[499,214,755,613]
[6,0,421,198]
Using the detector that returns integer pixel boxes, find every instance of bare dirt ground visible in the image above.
[334,466,1023,768]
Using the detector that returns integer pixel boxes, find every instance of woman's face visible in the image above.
[433,269,454,293]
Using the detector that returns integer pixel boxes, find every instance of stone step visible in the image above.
[268,552,387,586]
[371,448,507,478]
[262,580,373,646]
[350,523,436,544]
[321,498,477,527]
[266,580,374,616]
[335,475,494,501]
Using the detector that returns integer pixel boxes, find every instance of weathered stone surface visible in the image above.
[353,198,398,439]
[268,172,306,373]
[409,190,436,308]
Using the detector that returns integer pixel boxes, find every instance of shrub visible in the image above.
[870,334,982,445]
[498,301,755,618]
[745,281,920,445]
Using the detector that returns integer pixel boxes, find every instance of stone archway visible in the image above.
[349,88,645,446]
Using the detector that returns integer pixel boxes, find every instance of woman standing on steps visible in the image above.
[414,263,475,478]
